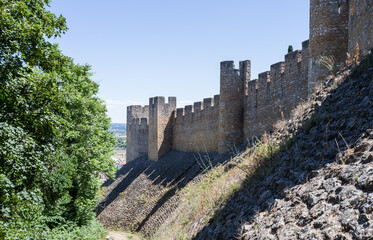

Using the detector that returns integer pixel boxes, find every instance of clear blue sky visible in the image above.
[48,1,309,123]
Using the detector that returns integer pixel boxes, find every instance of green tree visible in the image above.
[0,0,115,238]
[115,138,127,149]
[288,45,293,53]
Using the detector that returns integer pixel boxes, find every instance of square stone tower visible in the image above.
[148,96,177,161]
[218,60,250,153]
[126,105,149,162]
[308,0,349,95]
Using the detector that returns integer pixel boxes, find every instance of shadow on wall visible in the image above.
[157,114,174,160]
[193,67,373,239]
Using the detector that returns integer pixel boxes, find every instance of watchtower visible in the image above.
[218,60,250,153]
[148,96,177,161]
[308,0,349,95]
[126,105,149,162]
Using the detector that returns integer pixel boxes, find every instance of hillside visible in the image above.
[97,56,373,239]
[193,62,373,239]
[110,123,126,138]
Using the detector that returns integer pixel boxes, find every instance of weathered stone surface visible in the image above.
[194,66,373,240]
[126,105,149,162]
[148,96,176,161]
[173,95,220,153]
[308,0,349,95]
[348,0,373,55]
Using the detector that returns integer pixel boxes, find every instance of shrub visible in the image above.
[288,45,293,53]
[0,0,115,238]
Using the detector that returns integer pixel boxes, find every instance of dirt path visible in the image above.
[107,231,142,240]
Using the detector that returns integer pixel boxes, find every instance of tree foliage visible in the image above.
[288,45,293,53]
[0,0,115,238]
[115,138,126,149]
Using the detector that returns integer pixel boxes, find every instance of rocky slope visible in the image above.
[194,65,373,239]
[97,60,373,240]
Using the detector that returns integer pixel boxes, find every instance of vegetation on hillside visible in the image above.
[115,138,126,149]
[110,123,126,149]
[153,53,373,239]
[153,133,291,239]
[0,0,115,239]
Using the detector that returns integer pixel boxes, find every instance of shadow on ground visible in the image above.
[96,148,230,237]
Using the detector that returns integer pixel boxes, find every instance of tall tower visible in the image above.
[148,96,176,161]
[308,0,349,95]
[218,60,250,153]
[126,105,149,162]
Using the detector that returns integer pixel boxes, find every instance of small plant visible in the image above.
[353,43,360,63]
[195,152,213,173]
[346,43,361,66]
[331,83,338,90]
[351,173,359,181]
[288,45,293,53]
[318,55,336,72]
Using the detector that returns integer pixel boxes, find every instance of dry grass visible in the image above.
[151,50,364,240]
[318,55,336,72]
[152,135,282,240]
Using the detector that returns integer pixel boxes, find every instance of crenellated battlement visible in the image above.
[258,71,270,85]
[126,1,373,161]
[173,95,220,152]
[130,117,148,126]
[126,105,149,162]
[270,62,285,77]
[127,105,149,121]
[175,95,220,119]
[243,42,310,139]
[149,96,177,107]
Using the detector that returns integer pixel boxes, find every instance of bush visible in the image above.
[288,45,293,53]
[0,0,115,238]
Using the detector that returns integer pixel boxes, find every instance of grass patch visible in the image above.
[4,220,109,240]
[153,134,283,240]
[48,220,108,240]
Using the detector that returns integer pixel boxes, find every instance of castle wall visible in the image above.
[348,0,373,54]
[308,0,349,95]
[126,105,149,162]
[148,97,177,161]
[126,1,373,159]
[173,95,220,152]
[244,42,309,140]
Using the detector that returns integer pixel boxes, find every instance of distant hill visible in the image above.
[110,123,126,137]
[111,123,126,131]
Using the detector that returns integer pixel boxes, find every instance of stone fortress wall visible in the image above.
[126,0,373,162]
[173,94,220,152]
[348,0,373,54]
[244,41,309,140]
